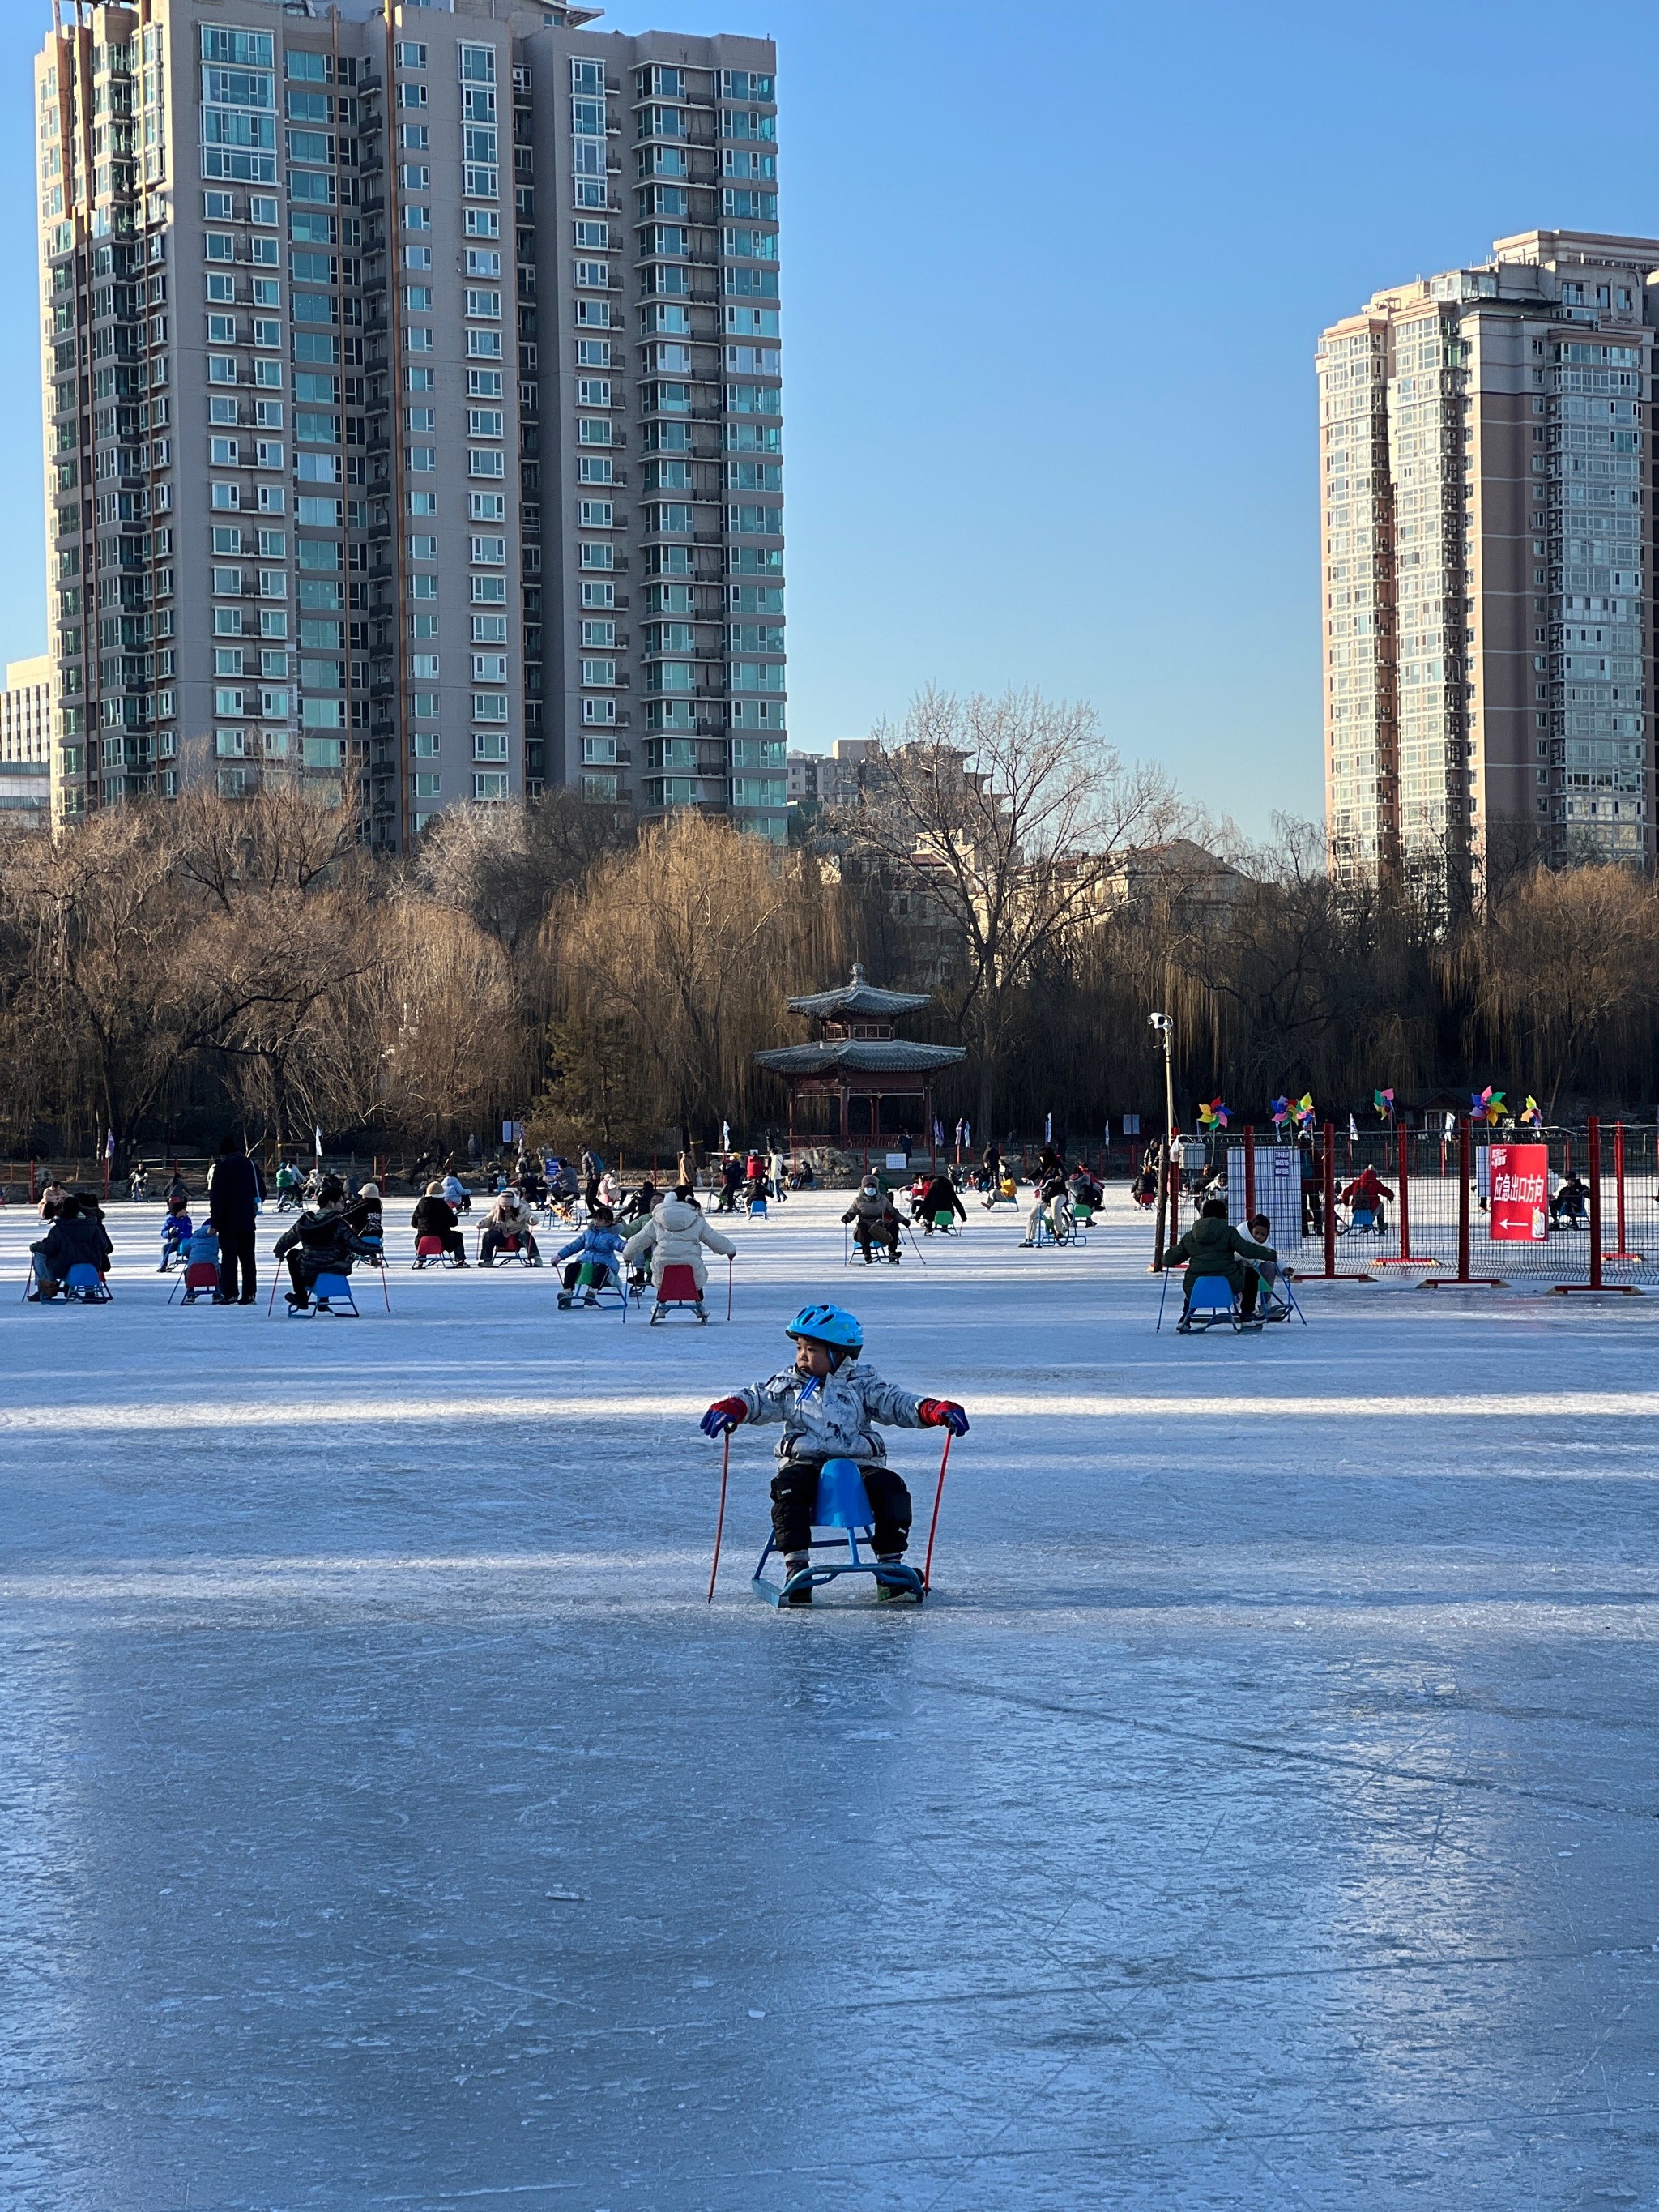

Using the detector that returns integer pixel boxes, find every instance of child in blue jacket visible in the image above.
[556,1206,626,1307]
[159,1194,193,1271]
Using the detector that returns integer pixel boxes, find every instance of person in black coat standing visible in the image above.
[207,1133,261,1304]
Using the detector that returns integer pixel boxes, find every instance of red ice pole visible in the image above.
[1397,1117,1410,1262]
[1588,1117,1603,1291]
[1323,1122,1337,1277]
[706,1428,731,1604]
[922,1429,953,1593]
[1243,1124,1256,1221]
[1457,1121,1471,1283]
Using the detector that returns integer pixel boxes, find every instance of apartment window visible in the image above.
[395,42,428,68]
[469,493,505,522]
[472,614,509,643]
[576,340,612,369]
[465,289,502,319]
[471,576,507,603]
[582,697,617,725]
[469,449,506,480]
[578,456,614,485]
[581,658,616,686]
[579,542,614,570]
[473,772,510,800]
[467,408,505,438]
[470,535,507,565]
[472,693,509,723]
[467,330,504,359]
[472,654,509,681]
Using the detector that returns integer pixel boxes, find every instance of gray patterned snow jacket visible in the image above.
[736,1360,926,1465]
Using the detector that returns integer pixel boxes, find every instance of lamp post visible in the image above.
[1149,1011,1175,1270]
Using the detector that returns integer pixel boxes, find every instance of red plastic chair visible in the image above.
[650,1262,706,1324]
[413,1235,459,1270]
[169,1261,220,1307]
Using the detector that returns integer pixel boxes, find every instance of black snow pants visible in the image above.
[217,1223,258,1302]
[770,1455,912,1559]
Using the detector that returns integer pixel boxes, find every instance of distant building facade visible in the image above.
[35,0,783,843]
[1320,229,1659,888]
[0,655,52,819]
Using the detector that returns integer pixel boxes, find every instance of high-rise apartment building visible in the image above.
[1319,230,1657,886]
[35,0,784,846]
[0,655,53,818]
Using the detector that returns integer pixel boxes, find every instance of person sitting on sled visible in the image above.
[842,1178,902,1262]
[700,1303,969,1606]
[1162,1198,1276,1322]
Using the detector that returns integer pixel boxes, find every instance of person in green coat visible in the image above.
[1163,1199,1276,1319]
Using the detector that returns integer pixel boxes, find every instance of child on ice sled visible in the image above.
[701,1302,968,1606]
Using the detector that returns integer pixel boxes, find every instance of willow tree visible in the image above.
[555,810,843,1155]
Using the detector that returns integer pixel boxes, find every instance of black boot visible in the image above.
[781,1554,812,1605]
[874,1552,915,1601]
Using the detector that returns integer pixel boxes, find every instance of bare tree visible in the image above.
[0,804,192,1157]
[835,687,1181,1130]
[1454,865,1659,1119]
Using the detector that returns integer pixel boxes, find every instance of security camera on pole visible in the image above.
[1149,1012,1175,1272]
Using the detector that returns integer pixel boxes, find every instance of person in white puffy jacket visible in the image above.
[621,1184,736,1291]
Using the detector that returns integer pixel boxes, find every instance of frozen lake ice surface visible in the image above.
[1,1187,1657,2210]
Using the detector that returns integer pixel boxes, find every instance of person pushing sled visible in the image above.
[701,1302,968,1607]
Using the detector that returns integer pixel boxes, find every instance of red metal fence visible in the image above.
[1186,1118,1656,1286]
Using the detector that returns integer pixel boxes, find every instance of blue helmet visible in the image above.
[785,1302,864,1353]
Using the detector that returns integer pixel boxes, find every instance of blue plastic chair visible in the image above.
[64,1262,111,1305]
[1177,1273,1245,1334]
[752,1456,925,1606]
[747,1193,769,1220]
[288,1268,359,1317]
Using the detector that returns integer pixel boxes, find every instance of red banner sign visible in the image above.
[1489,1142,1548,1242]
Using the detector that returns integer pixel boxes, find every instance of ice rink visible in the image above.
[2,1186,1657,2210]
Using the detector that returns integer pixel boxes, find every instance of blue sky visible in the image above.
[6,1,1659,829]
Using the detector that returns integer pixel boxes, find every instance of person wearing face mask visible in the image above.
[842,1177,902,1265]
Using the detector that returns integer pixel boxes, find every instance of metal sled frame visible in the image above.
[23,1262,112,1305]
[288,1268,360,1318]
[752,1458,924,1607]
[649,1262,707,1324]
[1031,1202,1086,1249]
[1177,1273,1257,1334]
[1255,1269,1309,1326]
[559,1265,628,1319]
[478,1227,541,1266]
[168,1262,220,1307]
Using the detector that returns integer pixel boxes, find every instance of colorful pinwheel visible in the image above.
[1374,1087,1395,1120]
[1292,1093,1316,1130]
[1197,1097,1230,1130]
[1271,1095,1291,1129]
[1472,1087,1506,1126]
[1520,1095,1542,1129]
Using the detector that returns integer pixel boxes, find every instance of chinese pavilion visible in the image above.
[754,965,966,1155]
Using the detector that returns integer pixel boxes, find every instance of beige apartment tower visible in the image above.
[36,0,784,847]
[1319,231,1658,887]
